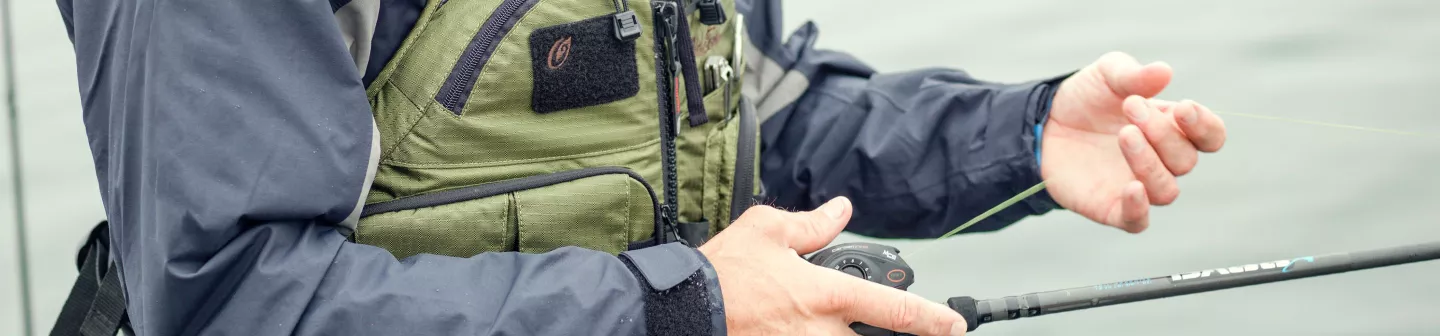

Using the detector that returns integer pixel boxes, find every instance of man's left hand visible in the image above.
[1041,51,1228,233]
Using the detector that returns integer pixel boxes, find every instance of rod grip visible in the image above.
[947,296,981,332]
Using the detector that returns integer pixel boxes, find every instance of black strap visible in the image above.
[51,221,128,336]
[672,0,709,127]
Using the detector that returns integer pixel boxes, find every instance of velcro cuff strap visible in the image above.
[621,242,703,289]
[620,243,727,336]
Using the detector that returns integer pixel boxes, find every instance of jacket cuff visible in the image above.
[1019,71,1075,214]
[619,243,727,335]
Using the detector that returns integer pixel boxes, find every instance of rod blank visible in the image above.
[949,241,1440,332]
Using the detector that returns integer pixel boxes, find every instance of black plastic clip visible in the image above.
[613,10,642,41]
[697,0,726,25]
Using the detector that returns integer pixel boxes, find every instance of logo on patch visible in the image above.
[547,36,573,70]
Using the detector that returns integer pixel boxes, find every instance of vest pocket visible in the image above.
[434,0,543,115]
[356,167,661,259]
[701,92,758,232]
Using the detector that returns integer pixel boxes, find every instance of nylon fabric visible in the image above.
[359,171,659,258]
[676,0,744,226]
[358,0,752,258]
[515,174,638,254]
[357,190,513,259]
[367,138,662,201]
[700,89,743,228]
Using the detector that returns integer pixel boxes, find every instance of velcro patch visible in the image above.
[530,15,640,114]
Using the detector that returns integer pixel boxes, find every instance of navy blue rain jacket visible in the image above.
[53,0,1067,334]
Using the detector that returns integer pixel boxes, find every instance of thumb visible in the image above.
[1095,51,1172,99]
[783,197,853,255]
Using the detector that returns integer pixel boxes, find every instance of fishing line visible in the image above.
[1211,110,1440,139]
[1,0,34,334]
[905,181,1048,258]
[905,109,1435,259]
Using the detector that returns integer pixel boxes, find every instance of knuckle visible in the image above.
[736,205,782,225]
[1133,154,1161,177]
[748,204,781,216]
[888,295,921,331]
[800,216,823,242]
[822,285,858,312]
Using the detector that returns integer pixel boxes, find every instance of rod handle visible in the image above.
[847,297,979,335]
[947,296,981,332]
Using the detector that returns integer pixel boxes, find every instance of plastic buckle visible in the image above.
[697,0,726,25]
[613,10,642,41]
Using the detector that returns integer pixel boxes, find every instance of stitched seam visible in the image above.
[382,138,660,168]
[622,176,634,250]
[619,175,630,249]
[380,96,434,163]
[365,0,444,95]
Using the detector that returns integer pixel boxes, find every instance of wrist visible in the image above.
[620,243,727,335]
[1023,73,1069,213]
[1033,70,1076,169]
[1035,113,1047,166]
[1033,75,1066,170]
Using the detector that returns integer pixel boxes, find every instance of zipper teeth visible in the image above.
[439,0,529,111]
[361,166,658,217]
[654,2,681,240]
[729,97,756,222]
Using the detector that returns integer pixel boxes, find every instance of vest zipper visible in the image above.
[435,0,541,115]
[360,166,666,245]
[729,96,757,221]
[653,1,684,245]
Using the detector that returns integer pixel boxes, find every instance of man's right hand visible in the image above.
[699,197,967,336]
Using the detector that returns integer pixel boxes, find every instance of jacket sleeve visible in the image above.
[738,0,1071,239]
[57,0,722,335]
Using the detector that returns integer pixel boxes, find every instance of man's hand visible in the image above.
[700,197,967,336]
[1042,51,1228,233]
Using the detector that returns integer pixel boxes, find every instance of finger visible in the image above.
[1119,125,1180,205]
[1106,180,1151,233]
[774,197,853,255]
[1149,98,1178,111]
[1174,100,1227,152]
[1123,96,1199,176]
[829,277,966,336]
[1096,51,1172,98]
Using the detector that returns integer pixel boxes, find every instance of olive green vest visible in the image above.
[354,0,756,259]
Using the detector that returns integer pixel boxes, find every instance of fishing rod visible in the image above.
[806,240,1440,335]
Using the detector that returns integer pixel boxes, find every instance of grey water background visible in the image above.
[1,0,1437,335]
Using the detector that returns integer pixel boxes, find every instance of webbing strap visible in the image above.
[671,0,708,127]
[50,221,127,336]
[77,264,125,336]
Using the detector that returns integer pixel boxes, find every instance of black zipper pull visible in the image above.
[610,0,642,41]
[697,0,726,25]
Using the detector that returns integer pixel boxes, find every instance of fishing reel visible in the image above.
[806,242,917,336]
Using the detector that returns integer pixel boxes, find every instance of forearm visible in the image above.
[760,67,1068,238]
[738,1,1070,238]
[157,221,716,335]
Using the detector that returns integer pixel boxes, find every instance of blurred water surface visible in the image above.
[2,0,1438,335]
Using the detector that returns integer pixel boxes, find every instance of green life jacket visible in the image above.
[354,0,756,259]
